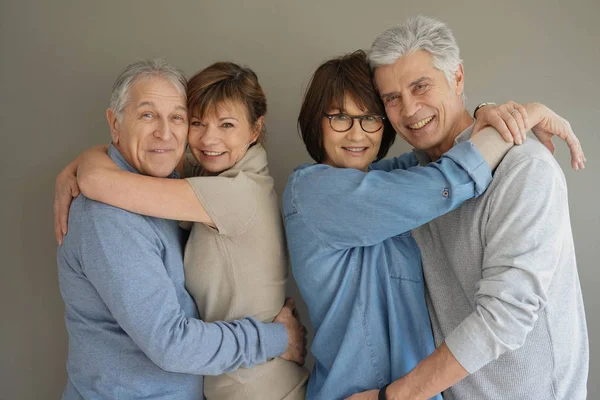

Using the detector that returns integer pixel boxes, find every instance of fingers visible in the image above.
[559,118,586,170]
[54,197,63,245]
[283,297,295,310]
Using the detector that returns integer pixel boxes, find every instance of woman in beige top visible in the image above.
[59,62,309,399]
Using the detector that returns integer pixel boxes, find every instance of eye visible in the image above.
[414,83,428,94]
[173,114,186,122]
[384,95,400,106]
[141,112,153,119]
[190,120,204,127]
[222,122,235,128]
[363,115,378,122]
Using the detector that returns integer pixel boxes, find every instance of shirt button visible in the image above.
[442,189,449,198]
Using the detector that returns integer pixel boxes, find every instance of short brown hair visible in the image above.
[298,50,395,163]
[187,62,267,141]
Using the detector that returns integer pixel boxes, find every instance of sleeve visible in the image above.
[79,203,287,375]
[290,141,492,249]
[369,151,419,172]
[444,157,569,374]
[185,172,259,237]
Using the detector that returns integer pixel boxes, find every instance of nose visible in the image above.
[153,116,172,140]
[346,120,366,141]
[401,93,420,118]
[200,124,222,145]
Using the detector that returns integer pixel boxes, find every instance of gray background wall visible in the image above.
[1,0,598,398]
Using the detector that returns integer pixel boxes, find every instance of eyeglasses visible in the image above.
[323,113,385,133]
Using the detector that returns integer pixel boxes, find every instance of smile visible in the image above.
[408,116,434,130]
[202,151,226,156]
[343,147,367,153]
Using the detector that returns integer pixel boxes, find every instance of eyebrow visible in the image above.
[219,116,239,121]
[136,101,187,113]
[380,77,432,98]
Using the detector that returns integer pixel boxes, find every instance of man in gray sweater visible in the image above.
[349,16,588,400]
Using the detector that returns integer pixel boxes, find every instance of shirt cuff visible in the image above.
[445,316,495,374]
[263,322,288,359]
[444,141,492,196]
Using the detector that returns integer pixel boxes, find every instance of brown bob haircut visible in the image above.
[298,50,395,163]
[186,62,267,142]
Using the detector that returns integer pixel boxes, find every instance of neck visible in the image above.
[426,109,474,161]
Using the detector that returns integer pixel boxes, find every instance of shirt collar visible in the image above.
[108,144,179,178]
[411,123,475,166]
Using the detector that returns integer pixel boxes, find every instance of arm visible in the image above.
[474,101,585,170]
[77,147,215,225]
[54,144,108,245]
[291,140,492,249]
[369,152,419,172]
[351,156,570,399]
[80,203,291,375]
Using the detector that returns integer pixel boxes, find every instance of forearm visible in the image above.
[386,343,468,400]
[60,144,109,176]
[468,127,513,170]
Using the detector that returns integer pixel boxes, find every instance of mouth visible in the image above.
[407,116,435,130]
[201,150,226,157]
[342,147,368,156]
[149,149,174,154]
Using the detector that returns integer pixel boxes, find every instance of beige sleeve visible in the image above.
[468,126,514,170]
[185,172,258,237]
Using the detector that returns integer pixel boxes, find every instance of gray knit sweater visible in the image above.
[412,127,588,400]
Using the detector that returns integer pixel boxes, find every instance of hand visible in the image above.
[54,167,80,245]
[525,102,586,170]
[345,389,379,400]
[274,297,307,365]
[473,101,529,145]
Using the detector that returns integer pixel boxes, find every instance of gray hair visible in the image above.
[109,59,187,121]
[368,15,465,102]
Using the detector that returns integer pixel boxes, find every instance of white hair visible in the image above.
[368,15,465,102]
[109,59,187,121]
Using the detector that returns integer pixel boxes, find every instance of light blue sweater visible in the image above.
[57,145,288,400]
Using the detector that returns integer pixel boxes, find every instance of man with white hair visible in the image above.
[56,59,305,400]
[348,15,588,400]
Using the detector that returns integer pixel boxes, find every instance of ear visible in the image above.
[251,116,264,143]
[106,108,120,144]
[453,63,465,97]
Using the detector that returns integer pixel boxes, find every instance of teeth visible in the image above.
[344,147,367,152]
[153,150,165,153]
[203,151,225,156]
[409,116,434,130]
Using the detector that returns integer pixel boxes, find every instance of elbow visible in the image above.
[76,166,100,200]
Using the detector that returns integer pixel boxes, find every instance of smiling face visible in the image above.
[188,101,261,174]
[321,95,383,171]
[374,50,470,159]
[107,76,188,177]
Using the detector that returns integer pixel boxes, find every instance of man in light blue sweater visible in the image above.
[346,16,588,400]
[56,59,304,400]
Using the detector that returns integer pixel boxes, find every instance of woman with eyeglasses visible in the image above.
[282,50,581,400]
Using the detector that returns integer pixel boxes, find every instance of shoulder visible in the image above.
[494,139,566,186]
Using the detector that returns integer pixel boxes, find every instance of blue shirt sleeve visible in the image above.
[369,151,419,172]
[78,201,287,375]
[288,141,491,249]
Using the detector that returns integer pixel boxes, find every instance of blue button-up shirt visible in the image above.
[282,141,491,400]
[57,145,287,400]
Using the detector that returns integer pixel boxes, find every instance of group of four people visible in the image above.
[54,15,588,400]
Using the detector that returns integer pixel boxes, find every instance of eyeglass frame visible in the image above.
[323,112,386,133]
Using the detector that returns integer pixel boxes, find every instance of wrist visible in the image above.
[473,102,496,119]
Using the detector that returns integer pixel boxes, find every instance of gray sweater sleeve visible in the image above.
[79,201,287,375]
[445,156,570,374]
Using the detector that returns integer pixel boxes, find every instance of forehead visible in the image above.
[327,94,367,114]
[192,99,250,122]
[374,50,437,90]
[128,76,186,109]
